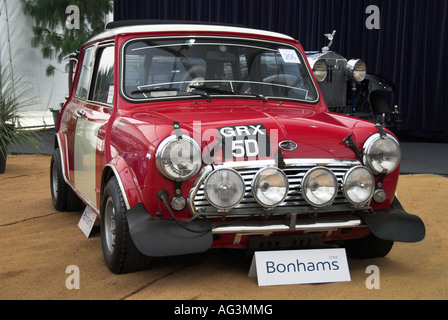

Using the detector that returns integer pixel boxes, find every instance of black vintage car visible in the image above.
[306,31,400,128]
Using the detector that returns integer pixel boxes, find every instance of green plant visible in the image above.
[0,69,40,159]
[21,0,113,91]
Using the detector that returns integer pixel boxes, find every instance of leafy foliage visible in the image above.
[0,70,40,157]
[21,0,112,89]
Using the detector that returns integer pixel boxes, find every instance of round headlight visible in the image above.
[309,59,328,82]
[363,133,401,174]
[155,135,202,181]
[204,168,245,210]
[346,59,367,82]
[302,167,338,207]
[343,166,375,207]
[252,167,289,208]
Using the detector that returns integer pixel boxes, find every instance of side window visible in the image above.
[90,46,115,105]
[74,47,94,100]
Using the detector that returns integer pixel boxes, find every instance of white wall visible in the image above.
[0,0,113,128]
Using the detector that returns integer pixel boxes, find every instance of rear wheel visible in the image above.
[50,148,85,211]
[100,176,151,274]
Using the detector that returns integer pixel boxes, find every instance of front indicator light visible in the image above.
[171,195,186,211]
[252,167,289,208]
[373,189,387,203]
[302,167,338,207]
[343,166,375,207]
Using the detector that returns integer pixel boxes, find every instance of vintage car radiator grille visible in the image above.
[188,159,362,217]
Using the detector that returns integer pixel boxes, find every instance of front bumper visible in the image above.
[127,200,425,257]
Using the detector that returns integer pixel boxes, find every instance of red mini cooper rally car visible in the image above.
[51,21,425,274]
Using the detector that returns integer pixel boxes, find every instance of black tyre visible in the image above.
[344,233,394,258]
[50,148,85,211]
[100,176,151,274]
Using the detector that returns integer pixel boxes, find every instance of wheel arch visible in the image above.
[54,133,69,182]
[101,157,143,212]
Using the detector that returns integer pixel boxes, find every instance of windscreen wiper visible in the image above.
[131,87,179,94]
[191,84,268,102]
[188,85,236,96]
[188,85,269,103]
[241,92,269,102]
[131,87,211,101]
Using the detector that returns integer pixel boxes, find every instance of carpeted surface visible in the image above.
[400,142,448,175]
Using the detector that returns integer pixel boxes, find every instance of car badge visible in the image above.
[279,140,298,151]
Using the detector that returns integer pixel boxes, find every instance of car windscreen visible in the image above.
[122,37,318,103]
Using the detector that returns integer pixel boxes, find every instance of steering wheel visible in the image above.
[181,66,206,92]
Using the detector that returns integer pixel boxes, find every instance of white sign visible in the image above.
[248,248,351,286]
[279,49,301,64]
[78,206,97,238]
[107,85,114,104]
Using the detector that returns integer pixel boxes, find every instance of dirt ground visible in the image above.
[1,154,447,300]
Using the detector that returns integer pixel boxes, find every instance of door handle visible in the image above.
[75,109,86,118]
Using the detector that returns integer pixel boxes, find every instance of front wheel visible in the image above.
[100,176,151,274]
[344,233,394,258]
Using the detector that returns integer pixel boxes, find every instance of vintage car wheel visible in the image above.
[100,176,151,274]
[344,233,394,258]
[50,149,85,212]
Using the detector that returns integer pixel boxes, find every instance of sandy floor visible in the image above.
[0,155,447,300]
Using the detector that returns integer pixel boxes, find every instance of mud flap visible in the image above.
[126,203,213,257]
[358,208,425,243]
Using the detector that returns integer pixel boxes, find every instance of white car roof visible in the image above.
[89,23,294,43]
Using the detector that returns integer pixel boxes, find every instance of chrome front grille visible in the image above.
[188,159,363,217]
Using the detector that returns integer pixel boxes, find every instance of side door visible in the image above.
[61,45,95,197]
[66,44,115,211]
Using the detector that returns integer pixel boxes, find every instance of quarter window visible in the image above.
[74,47,95,100]
[90,46,115,105]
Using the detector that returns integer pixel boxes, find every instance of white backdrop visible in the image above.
[0,0,112,128]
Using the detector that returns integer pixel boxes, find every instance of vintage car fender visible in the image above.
[54,133,69,180]
[102,156,144,211]
[106,119,215,257]
[365,73,396,93]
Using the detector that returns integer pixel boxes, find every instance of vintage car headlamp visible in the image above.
[309,59,328,82]
[155,135,202,181]
[343,166,375,207]
[302,167,338,207]
[204,168,245,210]
[346,59,367,82]
[363,133,401,174]
[252,167,289,208]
